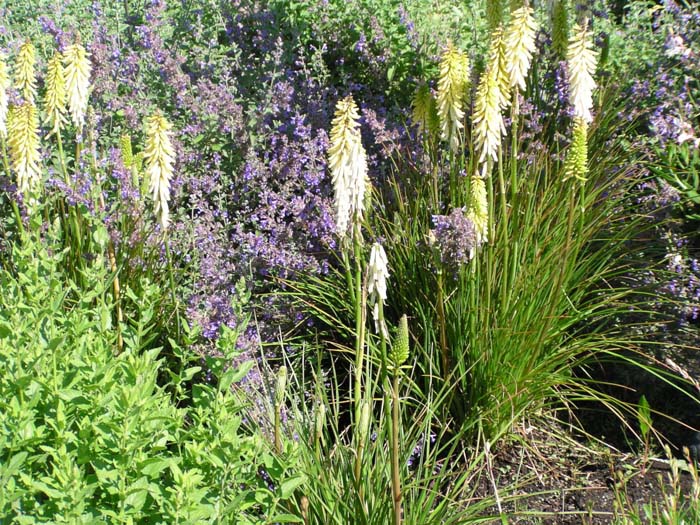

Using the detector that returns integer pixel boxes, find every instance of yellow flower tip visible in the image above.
[44,53,68,136]
[8,102,42,201]
[567,21,598,123]
[505,5,538,92]
[14,40,37,104]
[144,111,175,230]
[437,41,470,153]
[328,95,367,239]
[63,41,92,129]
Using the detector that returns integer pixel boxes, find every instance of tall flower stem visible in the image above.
[510,102,519,204]
[388,315,409,525]
[497,146,509,308]
[485,161,496,320]
[342,248,356,306]
[390,369,402,525]
[352,226,370,506]
[436,267,449,380]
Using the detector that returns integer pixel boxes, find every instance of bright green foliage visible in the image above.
[0,238,293,523]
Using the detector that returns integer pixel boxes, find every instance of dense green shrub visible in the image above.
[0,236,298,523]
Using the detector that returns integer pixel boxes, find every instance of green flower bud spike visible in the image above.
[275,366,288,406]
[389,315,410,369]
[120,134,134,169]
[564,117,588,182]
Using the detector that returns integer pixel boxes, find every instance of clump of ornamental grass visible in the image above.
[261,339,500,525]
[356,10,669,451]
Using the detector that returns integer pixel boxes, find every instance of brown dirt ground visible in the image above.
[467,422,698,524]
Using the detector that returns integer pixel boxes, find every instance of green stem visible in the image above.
[377,298,388,388]
[497,147,509,310]
[436,268,449,380]
[274,401,282,455]
[485,161,495,323]
[391,370,402,525]
[343,247,356,307]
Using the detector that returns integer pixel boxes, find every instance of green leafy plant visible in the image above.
[0,235,294,523]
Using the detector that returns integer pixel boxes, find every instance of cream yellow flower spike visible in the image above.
[63,40,92,129]
[14,40,37,103]
[144,112,175,230]
[328,95,367,240]
[436,42,470,153]
[473,29,508,166]
[567,21,598,123]
[8,103,41,202]
[44,53,68,136]
[505,5,538,92]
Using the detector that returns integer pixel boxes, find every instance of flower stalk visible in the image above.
[389,314,409,525]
